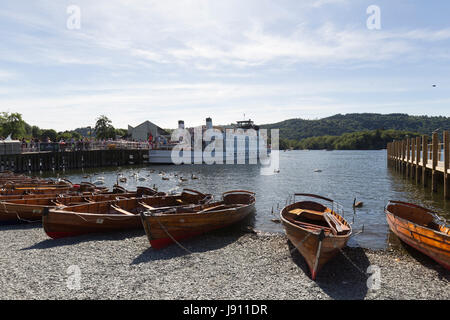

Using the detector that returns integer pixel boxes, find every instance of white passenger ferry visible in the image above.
[148,118,269,164]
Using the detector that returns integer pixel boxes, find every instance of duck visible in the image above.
[353,198,363,208]
[119,177,127,183]
[191,174,198,180]
[93,180,105,186]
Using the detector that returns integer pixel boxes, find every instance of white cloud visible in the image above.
[0,1,449,130]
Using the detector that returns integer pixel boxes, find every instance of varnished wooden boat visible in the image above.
[0,186,161,223]
[385,200,450,270]
[43,189,213,239]
[0,180,109,196]
[140,190,256,249]
[280,194,352,280]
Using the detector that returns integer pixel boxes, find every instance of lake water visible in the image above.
[42,150,450,250]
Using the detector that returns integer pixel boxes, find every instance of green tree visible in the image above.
[40,129,57,142]
[94,115,116,140]
[0,112,26,139]
[31,125,42,139]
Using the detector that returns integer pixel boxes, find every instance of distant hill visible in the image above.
[260,113,450,141]
[284,129,421,150]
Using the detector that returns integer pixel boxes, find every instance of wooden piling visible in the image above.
[416,136,421,184]
[422,135,428,187]
[432,132,438,193]
[0,149,148,174]
[444,131,449,199]
[411,138,416,180]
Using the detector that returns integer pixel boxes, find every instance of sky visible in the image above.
[0,0,449,131]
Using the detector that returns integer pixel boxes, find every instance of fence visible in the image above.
[20,140,150,153]
[387,131,450,199]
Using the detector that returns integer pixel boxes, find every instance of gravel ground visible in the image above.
[0,222,448,300]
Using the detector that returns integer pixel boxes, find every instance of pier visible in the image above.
[387,131,450,199]
[0,142,150,173]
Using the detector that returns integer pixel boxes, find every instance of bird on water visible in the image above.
[353,198,363,208]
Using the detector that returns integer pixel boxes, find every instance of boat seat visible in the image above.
[289,209,323,216]
[111,205,134,216]
[286,217,332,232]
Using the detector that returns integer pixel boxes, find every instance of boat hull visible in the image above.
[0,202,46,222]
[281,218,349,279]
[385,203,450,270]
[43,189,212,239]
[43,210,141,239]
[0,192,150,223]
[280,197,351,280]
[141,196,255,249]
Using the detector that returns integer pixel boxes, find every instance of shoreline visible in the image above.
[0,223,448,300]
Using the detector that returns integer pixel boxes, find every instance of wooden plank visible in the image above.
[416,136,421,183]
[432,132,439,192]
[422,135,428,187]
[444,131,449,199]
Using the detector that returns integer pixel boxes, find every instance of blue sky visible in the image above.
[0,0,449,131]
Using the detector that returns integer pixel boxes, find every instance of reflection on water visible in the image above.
[40,150,449,250]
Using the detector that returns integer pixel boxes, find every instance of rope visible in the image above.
[152,214,195,255]
[334,242,368,278]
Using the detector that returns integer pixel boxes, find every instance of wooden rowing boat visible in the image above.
[0,180,109,196]
[140,190,256,249]
[280,194,352,280]
[385,200,450,270]
[0,186,161,223]
[43,189,213,239]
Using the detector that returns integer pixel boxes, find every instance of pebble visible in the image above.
[0,225,448,299]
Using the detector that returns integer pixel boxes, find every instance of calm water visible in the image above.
[41,150,450,250]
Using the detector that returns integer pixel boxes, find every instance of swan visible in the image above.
[353,198,363,208]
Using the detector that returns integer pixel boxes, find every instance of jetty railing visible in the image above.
[20,140,150,154]
[387,131,450,199]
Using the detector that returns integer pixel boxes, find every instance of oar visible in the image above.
[311,229,326,280]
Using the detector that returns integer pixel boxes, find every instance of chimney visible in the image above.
[206,117,213,130]
[178,120,185,129]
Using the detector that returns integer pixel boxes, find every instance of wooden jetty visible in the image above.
[0,149,149,173]
[387,131,450,199]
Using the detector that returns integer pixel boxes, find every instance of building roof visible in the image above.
[128,120,170,136]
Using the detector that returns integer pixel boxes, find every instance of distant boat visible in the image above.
[280,194,352,280]
[385,201,449,270]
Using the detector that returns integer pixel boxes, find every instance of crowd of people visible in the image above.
[18,137,150,152]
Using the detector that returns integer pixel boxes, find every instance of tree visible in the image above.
[40,129,57,142]
[0,112,26,139]
[94,115,116,140]
[31,125,42,139]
